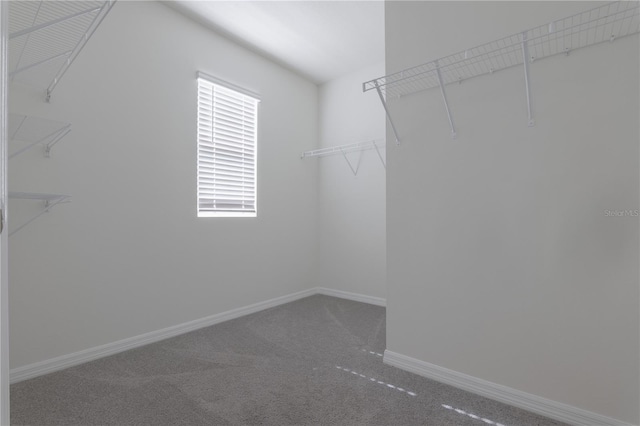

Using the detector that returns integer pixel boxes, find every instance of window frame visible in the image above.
[196,72,260,218]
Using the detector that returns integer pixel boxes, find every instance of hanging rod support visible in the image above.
[374,81,400,145]
[8,193,71,237]
[372,141,386,169]
[341,148,361,176]
[9,125,71,160]
[435,61,457,139]
[521,32,535,127]
[45,127,72,158]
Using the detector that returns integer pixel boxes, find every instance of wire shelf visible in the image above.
[364,1,639,99]
[8,113,71,159]
[8,192,71,237]
[302,139,385,158]
[302,139,386,175]
[8,0,116,100]
[9,192,69,202]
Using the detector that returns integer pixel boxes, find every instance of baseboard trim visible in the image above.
[383,350,634,426]
[315,287,386,307]
[10,287,385,384]
[10,288,318,384]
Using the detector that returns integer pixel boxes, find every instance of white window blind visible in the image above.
[197,73,259,217]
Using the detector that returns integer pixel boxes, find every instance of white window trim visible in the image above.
[196,72,260,218]
[197,72,260,101]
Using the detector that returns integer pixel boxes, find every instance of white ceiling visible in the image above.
[165,1,385,84]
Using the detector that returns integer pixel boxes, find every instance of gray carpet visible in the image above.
[11,295,567,425]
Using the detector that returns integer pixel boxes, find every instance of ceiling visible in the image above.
[165,1,385,84]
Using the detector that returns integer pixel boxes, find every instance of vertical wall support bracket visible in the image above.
[435,61,457,139]
[8,124,71,160]
[7,193,71,237]
[521,32,535,127]
[341,148,362,176]
[372,140,386,169]
[44,127,71,158]
[373,81,400,145]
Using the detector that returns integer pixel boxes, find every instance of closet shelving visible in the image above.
[8,192,71,237]
[8,0,116,101]
[8,113,71,159]
[302,139,386,175]
[363,1,640,143]
[6,1,114,234]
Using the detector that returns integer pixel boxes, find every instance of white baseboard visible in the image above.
[10,288,317,384]
[10,287,385,384]
[315,287,386,307]
[383,350,635,426]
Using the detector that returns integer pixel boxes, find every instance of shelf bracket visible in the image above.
[9,124,71,160]
[301,139,386,174]
[341,148,363,176]
[372,140,386,169]
[8,193,70,237]
[435,61,457,139]
[45,127,72,158]
[521,32,535,127]
[374,81,400,145]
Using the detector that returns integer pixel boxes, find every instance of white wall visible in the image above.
[8,1,319,369]
[317,63,386,299]
[385,1,639,424]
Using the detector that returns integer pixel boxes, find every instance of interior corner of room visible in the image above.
[0,1,638,426]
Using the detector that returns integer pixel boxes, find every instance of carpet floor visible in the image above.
[11,295,568,425]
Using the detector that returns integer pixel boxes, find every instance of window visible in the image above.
[197,72,259,217]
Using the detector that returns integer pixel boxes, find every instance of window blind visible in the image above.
[197,74,259,217]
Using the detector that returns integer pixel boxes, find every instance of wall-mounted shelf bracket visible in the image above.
[8,192,71,237]
[341,148,364,176]
[301,139,386,175]
[372,141,386,169]
[435,60,457,139]
[8,114,71,159]
[44,128,72,158]
[373,81,400,145]
[521,32,535,127]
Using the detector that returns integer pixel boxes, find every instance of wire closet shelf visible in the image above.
[8,113,71,159]
[8,0,116,101]
[301,139,386,175]
[363,1,640,142]
[8,192,71,237]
